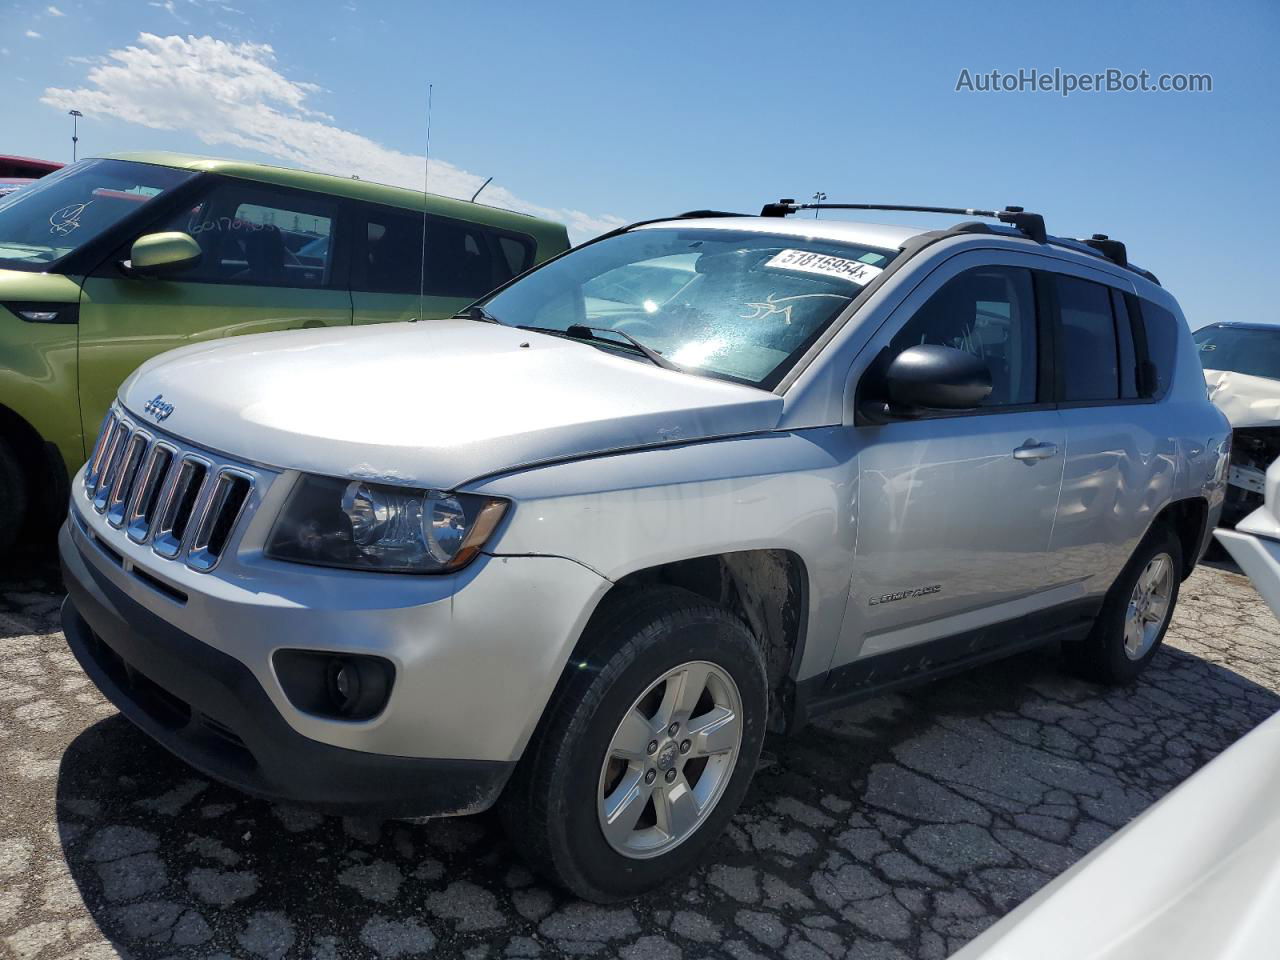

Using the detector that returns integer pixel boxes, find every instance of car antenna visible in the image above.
[415,82,434,323]
[470,176,493,203]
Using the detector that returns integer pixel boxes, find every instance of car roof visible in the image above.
[633,216,923,252]
[99,152,568,242]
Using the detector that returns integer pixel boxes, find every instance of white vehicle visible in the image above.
[1217,457,1280,620]
[949,708,1280,960]
[1195,321,1280,526]
[60,200,1229,900]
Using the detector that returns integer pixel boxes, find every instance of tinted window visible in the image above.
[157,181,334,287]
[1194,325,1280,381]
[1138,299,1182,398]
[889,265,1038,406]
[353,204,534,298]
[1057,276,1119,402]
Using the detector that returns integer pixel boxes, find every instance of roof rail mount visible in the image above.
[759,199,1048,245]
[1083,233,1128,268]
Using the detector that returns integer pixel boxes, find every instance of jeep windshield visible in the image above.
[479,227,897,388]
[1195,324,1280,381]
[0,158,194,271]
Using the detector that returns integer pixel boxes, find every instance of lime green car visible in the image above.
[0,153,570,552]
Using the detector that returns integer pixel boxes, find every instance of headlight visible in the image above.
[265,475,508,574]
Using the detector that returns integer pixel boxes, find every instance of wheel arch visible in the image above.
[575,548,810,734]
[0,400,69,528]
[1151,495,1209,579]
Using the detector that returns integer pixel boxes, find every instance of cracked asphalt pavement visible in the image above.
[3,546,1278,960]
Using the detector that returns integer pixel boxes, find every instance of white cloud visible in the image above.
[25,29,42,38]
[41,33,624,241]
[148,1,185,23]
[47,5,66,15]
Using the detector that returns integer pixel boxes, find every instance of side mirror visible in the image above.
[123,232,201,278]
[877,344,993,417]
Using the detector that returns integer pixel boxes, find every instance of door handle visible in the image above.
[1013,439,1059,462]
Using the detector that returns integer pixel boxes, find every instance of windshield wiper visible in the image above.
[560,323,682,371]
[454,304,503,324]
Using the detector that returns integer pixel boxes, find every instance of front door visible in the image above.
[831,259,1066,680]
[77,177,352,443]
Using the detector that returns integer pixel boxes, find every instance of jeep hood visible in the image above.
[119,319,783,489]
[1204,369,1280,429]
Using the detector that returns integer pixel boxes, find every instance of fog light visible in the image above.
[273,649,394,721]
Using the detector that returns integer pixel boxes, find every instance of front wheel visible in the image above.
[1065,524,1182,685]
[501,588,767,902]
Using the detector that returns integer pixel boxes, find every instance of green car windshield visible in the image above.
[481,227,896,388]
[0,159,193,271]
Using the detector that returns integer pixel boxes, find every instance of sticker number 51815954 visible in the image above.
[764,248,885,285]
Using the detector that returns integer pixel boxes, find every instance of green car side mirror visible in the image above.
[124,232,202,278]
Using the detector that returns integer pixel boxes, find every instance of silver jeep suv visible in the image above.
[60,200,1229,901]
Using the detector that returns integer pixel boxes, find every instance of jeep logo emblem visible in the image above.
[143,394,175,423]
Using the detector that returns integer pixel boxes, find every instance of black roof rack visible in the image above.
[758,199,1159,286]
[760,199,1047,245]
[674,209,745,219]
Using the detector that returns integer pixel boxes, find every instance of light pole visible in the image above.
[812,191,827,218]
[69,109,83,162]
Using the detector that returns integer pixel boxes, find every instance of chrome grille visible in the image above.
[83,410,255,572]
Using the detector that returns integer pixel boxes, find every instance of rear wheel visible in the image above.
[501,587,767,902]
[1065,524,1182,685]
[0,437,28,557]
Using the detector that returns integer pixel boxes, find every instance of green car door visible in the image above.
[77,177,352,445]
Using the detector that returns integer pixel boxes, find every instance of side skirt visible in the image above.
[791,598,1101,729]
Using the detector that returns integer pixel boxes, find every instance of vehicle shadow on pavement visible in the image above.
[47,567,1280,960]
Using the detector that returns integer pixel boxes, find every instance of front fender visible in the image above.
[472,429,858,682]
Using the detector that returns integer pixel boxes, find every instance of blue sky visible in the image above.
[3,0,1278,327]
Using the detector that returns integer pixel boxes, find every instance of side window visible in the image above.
[1056,275,1119,402]
[1134,299,1180,399]
[352,203,534,297]
[498,235,534,278]
[889,265,1038,407]
[157,181,335,288]
[354,206,424,295]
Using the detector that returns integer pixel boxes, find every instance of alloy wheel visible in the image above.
[1124,552,1174,660]
[596,660,743,859]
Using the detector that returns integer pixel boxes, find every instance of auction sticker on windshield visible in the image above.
[765,249,884,285]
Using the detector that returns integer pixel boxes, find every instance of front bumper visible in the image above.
[61,523,512,818]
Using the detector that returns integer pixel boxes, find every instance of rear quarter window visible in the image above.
[1135,299,1181,399]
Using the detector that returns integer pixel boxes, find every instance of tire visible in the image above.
[1064,524,1183,685]
[501,586,768,902]
[0,436,27,558]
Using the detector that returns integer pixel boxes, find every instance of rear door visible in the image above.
[1046,270,1175,596]
[77,177,352,442]
[349,201,537,325]
[831,253,1066,679]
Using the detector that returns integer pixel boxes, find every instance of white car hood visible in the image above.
[1204,368,1280,428]
[119,319,782,489]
